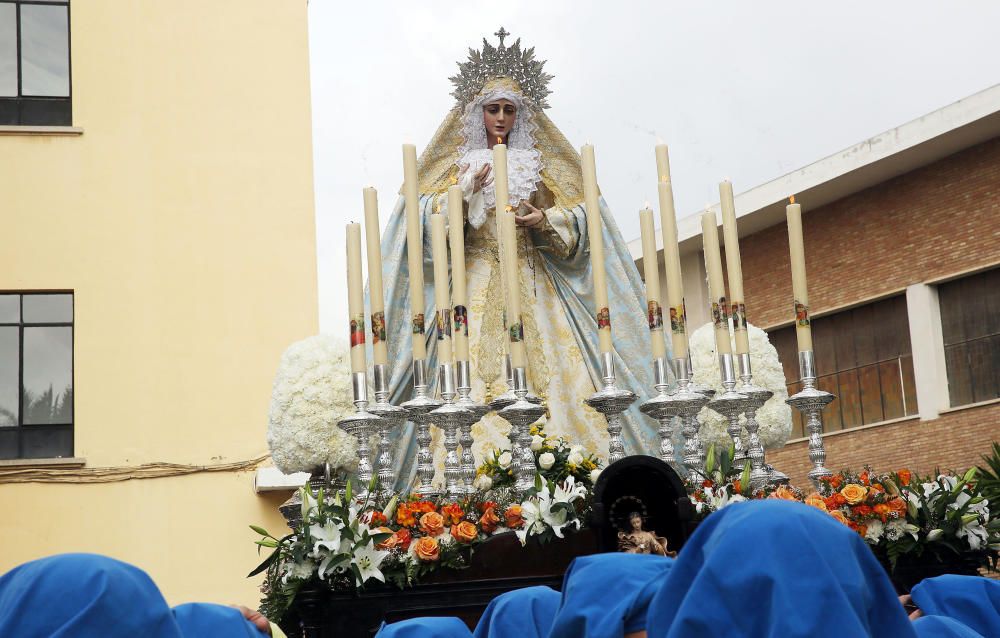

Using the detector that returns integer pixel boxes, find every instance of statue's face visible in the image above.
[630,515,642,531]
[483,99,517,144]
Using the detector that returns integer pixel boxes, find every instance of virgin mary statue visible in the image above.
[374,30,670,488]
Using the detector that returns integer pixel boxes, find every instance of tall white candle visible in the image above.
[581,144,612,353]
[701,210,732,356]
[655,146,687,360]
[402,144,427,360]
[719,180,749,355]
[346,223,367,374]
[363,187,388,366]
[501,210,527,369]
[640,207,667,359]
[786,196,814,352]
[492,142,509,213]
[447,185,469,362]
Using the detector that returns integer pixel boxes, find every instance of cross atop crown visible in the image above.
[494,27,510,46]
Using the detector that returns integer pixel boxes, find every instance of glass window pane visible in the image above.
[23,294,72,323]
[22,425,72,459]
[0,4,16,97]
[22,326,72,425]
[0,294,18,323]
[20,5,69,97]
[0,327,18,427]
[0,428,18,460]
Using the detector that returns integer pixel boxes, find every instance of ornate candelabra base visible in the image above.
[429,362,472,500]
[401,359,443,497]
[735,353,774,491]
[338,372,383,500]
[498,367,546,493]
[668,358,711,482]
[489,354,540,482]
[706,353,750,470]
[584,352,637,465]
[786,350,835,487]
[455,360,489,495]
[368,363,407,498]
[639,357,678,468]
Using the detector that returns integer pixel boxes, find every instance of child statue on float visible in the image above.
[373,29,666,488]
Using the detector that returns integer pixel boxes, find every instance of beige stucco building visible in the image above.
[0,0,317,605]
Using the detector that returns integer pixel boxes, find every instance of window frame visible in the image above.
[0,0,72,126]
[0,290,75,460]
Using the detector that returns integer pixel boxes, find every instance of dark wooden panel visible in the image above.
[961,275,990,342]
[816,375,842,432]
[939,279,966,346]
[878,360,905,421]
[969,336,998,403]
[859,363,885,425]
[786,380,804,438]
[768,326,800,387]
[984,268,1000,337]
[813,319,838,378]
[900,354,919,417]
[838,370,863,429]
[832,312,858,371]
[853,303,878,367]
[945,343,974,407]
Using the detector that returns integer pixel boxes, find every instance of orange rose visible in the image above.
[377,528,412,551]
[874,503,891,521]
[479,506,500,534]
[887,498,907,516]
[840,484,868,505]
[833,493,847,507]
[413,536,440,562]
[504,504,524,529]
[419,511,445,536]
[805,493,828,512]
[897,469,912,486]
[829,510,850,526]
[441,503,464,526]
[768,486,798,501]
[363,510,388,527]
[451,521,478,543]
[414,500,436,514]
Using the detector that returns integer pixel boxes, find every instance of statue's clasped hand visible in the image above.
[515,201,544,228]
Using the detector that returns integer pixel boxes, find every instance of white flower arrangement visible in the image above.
[267,335,358,474]
[515,476,588,546]
[688,321,793,450]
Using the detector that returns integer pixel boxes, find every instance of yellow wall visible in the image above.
[0,0,315,605]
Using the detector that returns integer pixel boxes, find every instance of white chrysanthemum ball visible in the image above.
[689,322,793,450]
[267,335,358,474]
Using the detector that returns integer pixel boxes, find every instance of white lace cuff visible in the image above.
[457,164,487,229]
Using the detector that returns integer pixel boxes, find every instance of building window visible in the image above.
[0,292,73,459]
[0,0,71,126]
[938,266,1000,407]
[768,294,918,438]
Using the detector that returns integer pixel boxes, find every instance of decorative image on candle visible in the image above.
[581,143,613,353]
[786,195,813,352]
[447,185,470,362]
[701,209,732,356]
[719,180,749,355]
[363,187,389,366]
[501,208,527,369]
[430,209,453,365]
[639,205,667,359]
[346,222,367,374]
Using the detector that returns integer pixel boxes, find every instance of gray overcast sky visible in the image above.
[309,1,1000,333]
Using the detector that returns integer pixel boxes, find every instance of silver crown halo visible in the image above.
[450,27,554,109]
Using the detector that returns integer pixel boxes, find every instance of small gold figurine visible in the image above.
[617,511,676,557]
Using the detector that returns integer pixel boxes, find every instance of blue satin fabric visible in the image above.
[0,554,261,637]
[912,615,985,638]
[548,553,674,638]
[910,574,1000,637]
[371,191,663,490]
[375,616,473,638]
[473,585,560,638]
[645,500,917,638]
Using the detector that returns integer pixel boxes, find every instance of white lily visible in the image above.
[553,476,587,504]
[309,520,343,556]
[864,519,885,544]
[351,540,389,586]
[515,497,546,546]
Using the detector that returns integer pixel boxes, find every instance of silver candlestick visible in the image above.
[368,363,407,498]
[786,350,834,486]
[498,366,546,493]
[455,360,489,495]
[489,354,539,482]
[401,359,442,497]
[337,372,383,500]
[584,352,637,465]
[707,352,751,470]
[685,353,715,465]
[735,353,774,491]
[639,357,678,467]
[670,357,710,482]
[429,362,472,499]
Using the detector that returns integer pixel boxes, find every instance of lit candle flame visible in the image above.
[789,195,796,204]
[497,136,503,145]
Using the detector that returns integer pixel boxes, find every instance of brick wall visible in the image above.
[766,401,1000,488]
[739,136,1000,330]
